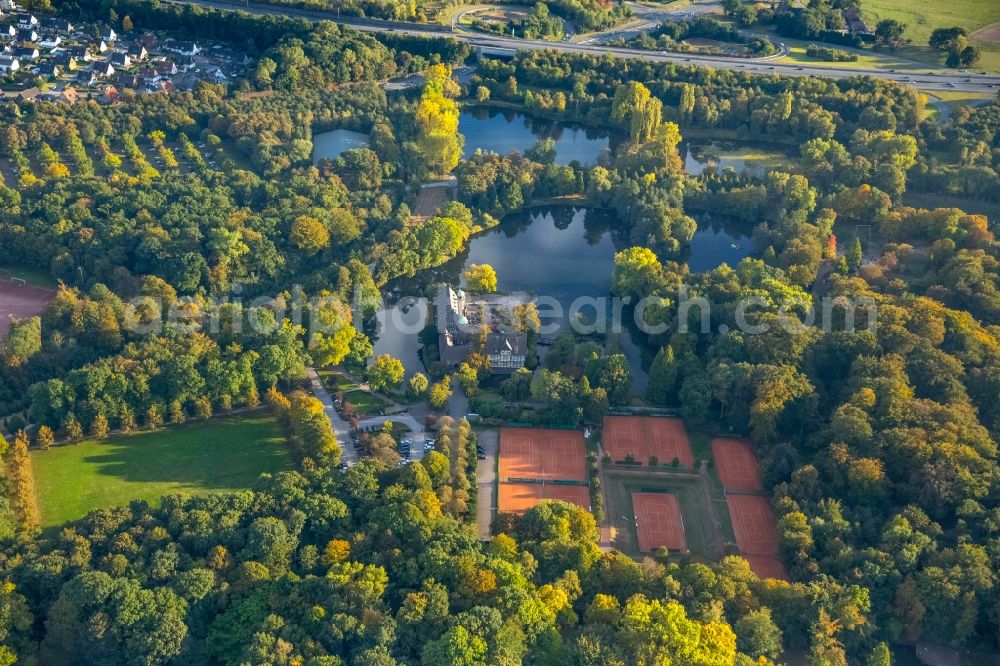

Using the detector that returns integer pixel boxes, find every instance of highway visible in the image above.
[167,0,1000,93]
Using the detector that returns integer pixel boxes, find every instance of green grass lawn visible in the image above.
[31,413,291,528]
[777,44,923,70]
[343,389,391,416]
[0,265,59,289]
[863,0,1000,45]
[862,0,1000,71]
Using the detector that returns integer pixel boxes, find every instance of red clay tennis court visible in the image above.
[711,438,763,492]
[632,492,687,553]
[0,281,54,338]
[498,428,587,482]
[727,494,781,556]
[498,483,591,513]
[603,416,694,468]
[743,555,790,581]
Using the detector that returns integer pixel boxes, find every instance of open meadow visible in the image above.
[30,413,291,528]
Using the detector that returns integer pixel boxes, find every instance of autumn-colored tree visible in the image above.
[415,65,463,175]
[35,425,55,450]
[5,431,39,530]
[366,354,405,392]
[290,215,330,255]
[119,406,136,434]
[169,400,186,425]
[90,413,109,439]
[428,378,453,410]
[145,404,164,430]
[62,413,83,442]
[464,264,497,293]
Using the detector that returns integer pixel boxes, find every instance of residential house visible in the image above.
[93,61,114,78]
[211,46,252,66]
[139,33,157,50]
[0,0,17,11]
[16,86,40,101]
[39,86,78,103]
[3,25,16,39]
[173,72,198,91]
[43,18,74,33]
[37,34,62,49]
[167,41,200,56]
[127,44,147,61]
[0,55,19,74]
[109,51,130,68]
[15,14,37,28]
[75,69,97,85]
[13,46,38,60]
[68,46,93,62]
[16,28,37,43]
[204,65,228,82]
[93,40,108,54]
[53,53,78,70]
[155,59,177,77]
[115,71,140,89]
[101,85,118,102]
[35,62,59,78]
[103,27,117,42]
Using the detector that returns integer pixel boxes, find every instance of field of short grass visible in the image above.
[31,413,291,528]
[777,44,921,70]
[862,0,1000,71]
[603,468,727,559]
[0,265,59,289]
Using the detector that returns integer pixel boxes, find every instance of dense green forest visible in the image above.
[0,0,999,662]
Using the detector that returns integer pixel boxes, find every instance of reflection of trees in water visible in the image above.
[463,106,625,158]
[382,205,629,303]
[678,212,755,270]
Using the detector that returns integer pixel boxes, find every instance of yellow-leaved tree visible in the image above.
[415,64,463,175]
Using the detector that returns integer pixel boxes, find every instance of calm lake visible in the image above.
[314,108,789,176]
[459,107,788,176]
[374,206,752,388]
[366,109,772,389]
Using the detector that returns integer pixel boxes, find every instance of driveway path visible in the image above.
[475,428,499,539]
[307,368,358,465]
[357,413,430,461]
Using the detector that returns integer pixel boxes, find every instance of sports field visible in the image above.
[743,555,790,581]
[603,416,694,468]
[498,482,590,513]
[725,494,787,579]
[31,414,291,528]
[711,437,763,492]
[632,491,687,553]
[604,469,721,558]
[498,427,587,481]
[0,279,55,338]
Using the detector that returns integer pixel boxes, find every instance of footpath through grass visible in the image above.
[31,413,291,528]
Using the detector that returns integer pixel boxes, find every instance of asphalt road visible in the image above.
[167,0,1000,93]
[475,428,498,540]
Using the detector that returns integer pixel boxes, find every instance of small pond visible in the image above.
[312,129,370,165]
[460,108,790,177]
[460,107,618,166]
[378,206,753,390]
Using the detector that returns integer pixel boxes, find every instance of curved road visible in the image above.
[168,0,1000,93]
